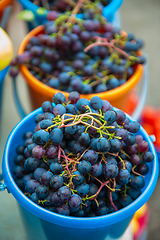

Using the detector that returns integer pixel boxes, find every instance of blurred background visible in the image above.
[0,0,160,239]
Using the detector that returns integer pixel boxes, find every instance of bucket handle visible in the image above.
[12,77,27,118]
[12,57,148,120]
[0,174,7,191]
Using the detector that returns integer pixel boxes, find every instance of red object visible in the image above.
[140,105,160,149]
[132,204,150,240]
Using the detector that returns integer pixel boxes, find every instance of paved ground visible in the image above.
[120,1,160,239]
[0,0,160,239]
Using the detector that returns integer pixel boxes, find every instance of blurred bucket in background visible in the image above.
[140,105,160,175]
[0,66,9,127]
[0,0,13,19]
[12,25,145,120]
[17,0,123,30]
[131,203,150,240]
[0,27,13,129]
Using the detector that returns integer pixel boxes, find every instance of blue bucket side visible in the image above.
[17,0,123,28]
[2,108,159,239]
[102,0,123,22]
[17,0,47,25]
[0,66,9,124]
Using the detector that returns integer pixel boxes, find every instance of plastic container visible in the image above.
[17,0,123,27]
[0,0,13,18]
[14,25,144,117]
[131,203,150,240]
[0,66,9,126]
[139,105,160,174]
[2,107,159,240]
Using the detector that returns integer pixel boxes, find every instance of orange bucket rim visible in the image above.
[18,25,144,101]
[0,0,13,9]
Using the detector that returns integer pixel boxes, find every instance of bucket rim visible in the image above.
[0,0,13,9]
[2,107,159,228]
[0,66,9,81]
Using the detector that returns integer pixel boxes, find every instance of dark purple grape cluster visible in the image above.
[9,6,145,95]
[13,92,154,217]
[30,0,109,12]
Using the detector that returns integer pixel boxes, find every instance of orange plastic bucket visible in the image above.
[18,25,144,112]
[0,0,13,18]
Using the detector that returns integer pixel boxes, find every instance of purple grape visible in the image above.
[40,171,54,186]
[25,179,41,194]
[68,194,82,212]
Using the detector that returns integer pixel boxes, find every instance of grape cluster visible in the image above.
[30,0,110,12]
[9,6,145,95]
[13,92,154,217]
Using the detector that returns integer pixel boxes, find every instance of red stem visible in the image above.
[58,144,71,175]
[84,36,130,59]
[89,180,110,200]
[108,182,118,211]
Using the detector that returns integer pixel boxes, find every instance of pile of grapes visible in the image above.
[9,6,146,95]
[29,0,110,12]
[13,92,154,217]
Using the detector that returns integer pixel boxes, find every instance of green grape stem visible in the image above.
[132,165,144,177]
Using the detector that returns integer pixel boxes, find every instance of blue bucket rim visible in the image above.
[17,0,123,19]
[2,107,159,229]
[0,66,9,81]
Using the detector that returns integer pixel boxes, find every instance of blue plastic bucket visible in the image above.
[17,0,123,28]
[2,107,159,240]
[0,66,9,125]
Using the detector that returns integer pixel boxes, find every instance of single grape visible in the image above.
[57,186,71,203]
[40,171,54,186]
[119,194,133,208]
[25,179,41,194]
[82,150,98,164]
[76,183,90,196]
[50,175,64,189]
[49,128,63,144]
[130,174,145,190]
[72,171,84,186]
[52,92,66,104]
[24,157,40,171]
[32,130,49,145]
[35,185,49,199]
[53,104,66,116]
[78,160,92,174]
[68,194,82,212]
[97,137,111,153]
[90,96,103,110]
[104,110,117,125]
[56,204,70,216]
[116,169,130,186]
[32,145,46,159]
[103,162,118,179]
[91,162,103,177]
[50,162,63,175]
